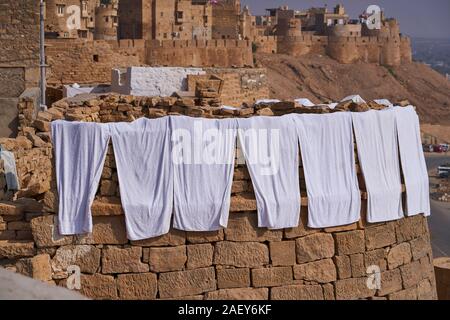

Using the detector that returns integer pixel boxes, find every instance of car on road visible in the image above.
[434,145,446,153]
[438,164,450,178]
[423,144,434,152]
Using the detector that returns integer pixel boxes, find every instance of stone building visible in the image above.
[44,0,100,39]
[118,0,242,41]
[94,0,119,40]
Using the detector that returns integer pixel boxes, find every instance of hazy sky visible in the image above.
[241,0,450,39]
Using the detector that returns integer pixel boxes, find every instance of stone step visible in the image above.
[0,240,35,259]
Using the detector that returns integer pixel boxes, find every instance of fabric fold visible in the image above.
[352,110,404,223]
[110,117,173,240]
[171,116,237,231]
[237,115,301,229]
[293,113,361,228]
[52,120,110,235]
[394,106,430,216]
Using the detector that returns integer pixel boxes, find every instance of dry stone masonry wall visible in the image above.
[0,95,437,300]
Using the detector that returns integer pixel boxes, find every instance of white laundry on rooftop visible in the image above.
[341,95,367,104]
[374,99,394,107]
[294,98,316,107]
[255,99,281,105]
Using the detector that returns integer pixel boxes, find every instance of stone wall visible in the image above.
[0,95,437,300]
[146,39,253,68]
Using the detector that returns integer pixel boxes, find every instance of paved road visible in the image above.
[425,154,450,258]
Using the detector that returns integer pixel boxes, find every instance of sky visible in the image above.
[241,0,450,39]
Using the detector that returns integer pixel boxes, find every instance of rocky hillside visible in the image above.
[256,53,450,126]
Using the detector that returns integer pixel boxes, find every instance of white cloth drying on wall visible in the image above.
[238,115,301,229]
[394,106,431,217]
[171,116,237,231]
[295,98,315,107]
[110,118,173,240]
[342,95,366,104]
[352,110,404,223]
[293,113,361,228]
[52,120,110,235]
[255,99,281,105]
[374,99,394,107]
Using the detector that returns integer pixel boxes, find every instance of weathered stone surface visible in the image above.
[396,215,426,243]
[217,268,250,289]
[186,230,223,244]
[377,269,402,296]
[0,240,35,259]
[79,274,117,300]
[52,245,100,276]
[30,215,73,248]
[324,223,358,233]
[365,223,396,250]
[410,236,431,261]
[350,254,365,278]
[270,241,296,266]
[8,221,31,231]
[388,287,417,300]
[419,256,434,281]
[400,260,422,288]
[295,233,334,264]
[335,278,376,300]
[15,254,52,282]
[148,246,187,272]
[271,285,324,300]
[214,242,269,268]
[186,244,213,269]
[91,201,123,216]
[323,283,335,300]
[387,243,412,269]
[334,230,365,255]
[205,288,268,300]
[225,213,282,242]
[334,255,351,279]
[131,229,185,247]
[102,246,149,274]
[0,201,24,216]
[92,216,128,245]
[284,210,319,239]
[294,259,337,283]
[417,279,434,300]
[252,267,293,287]
[117,273,157,300]
[229,194,257,212]
[364,248,387,271]
[158,267,216,298]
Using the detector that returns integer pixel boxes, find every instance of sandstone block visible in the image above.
[387,242,412,269]
[148,245,187,272]
[214,242,269,268]
[0,240,35,259]
[334,230,365,255]
[252,267,293,287]
[334,255,351,279]
[364,248,388,271]
[270,241,296,266]
[0,201,24,216]
[295,233,334,264]
[335,278,376,300]
[410,236,431,261]
[350,254,366,278]
[92,216,128,245]
[217,268,250,289]
[187,244,213,269]
[186,230,223,244]
[79,274,117,300]
[225,213,282,242]
[417,279,434,300]
[117,273,157,300]
[395,215,426,242]
[388,287,418,300]
[377,269,402,296]
[131,229,185,247]
[158,267,216,298]
[294,259,337,283]
[205,288,268,300]
[365,223,396,250]
[102,246,149,274]
[52,245,101,276]
[30,215,73,248]
[323,283,335,300]
[400,260,422,288]
[271,285,324,300]
[15,254,52,281]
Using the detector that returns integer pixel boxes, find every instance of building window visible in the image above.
[105,16,109,22]
[176,11,183,20]
[57,4,65,16]
[163,33,167,39]
[63,32,69,38]
[93,55,99,62]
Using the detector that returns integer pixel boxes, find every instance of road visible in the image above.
[425,154,450,258]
